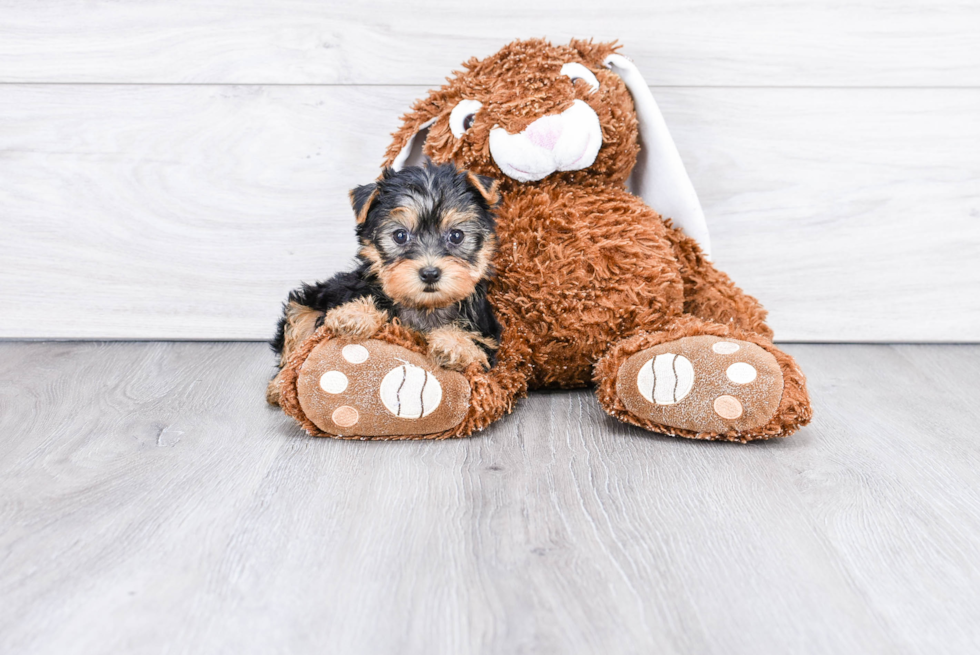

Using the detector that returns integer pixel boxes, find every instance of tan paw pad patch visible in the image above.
[331,405,360,427]
[713,395,743,419]
[617,336,783,435]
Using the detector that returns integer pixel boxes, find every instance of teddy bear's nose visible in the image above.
[489,100,602,183]
[523,115,564,151]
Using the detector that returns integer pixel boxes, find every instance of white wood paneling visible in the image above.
[0,84,977,341]
[0,0,978,87]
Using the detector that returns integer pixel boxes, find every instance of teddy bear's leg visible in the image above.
[593,316,812,442]
[664,224,774,338]
[277,322,531,440]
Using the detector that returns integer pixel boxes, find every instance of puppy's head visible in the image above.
[350,163,499,310]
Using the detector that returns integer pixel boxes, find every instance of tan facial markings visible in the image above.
[380,257,479,309]
[388,205,419,231]
[358,243,385,277]
[469,235,497,282]
[440,207,480,231]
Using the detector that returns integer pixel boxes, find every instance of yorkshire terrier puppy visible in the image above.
[267,163,502,405]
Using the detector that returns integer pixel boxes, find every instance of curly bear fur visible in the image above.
[277,38,812,442]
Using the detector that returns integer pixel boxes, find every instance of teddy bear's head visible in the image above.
[383,38,712,254]
[383,39,637,187]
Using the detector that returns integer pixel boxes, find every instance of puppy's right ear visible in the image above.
[349,181,379,224]
[465,171,501,207]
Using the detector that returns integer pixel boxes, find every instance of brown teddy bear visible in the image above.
[273,38,812,442]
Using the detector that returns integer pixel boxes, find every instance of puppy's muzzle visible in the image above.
[419,266,442,287]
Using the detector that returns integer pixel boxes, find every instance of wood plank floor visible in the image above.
[1,342,978,654]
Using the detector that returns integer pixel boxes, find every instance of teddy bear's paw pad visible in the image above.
[616,336,783,435]
[295,339,470,437]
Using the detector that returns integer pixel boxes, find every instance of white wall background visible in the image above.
[0,0,978,341]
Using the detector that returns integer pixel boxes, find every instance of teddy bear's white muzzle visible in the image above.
[489,100,603,183]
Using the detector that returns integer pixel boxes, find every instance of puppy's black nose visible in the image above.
[419,267,442,284]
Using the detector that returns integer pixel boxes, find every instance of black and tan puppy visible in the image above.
[268,163,502,405]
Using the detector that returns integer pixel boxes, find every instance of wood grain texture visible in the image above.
[1,342,978,653]
[1,84,977,341]
[0,0,978,86]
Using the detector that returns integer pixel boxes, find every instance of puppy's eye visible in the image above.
[447,229,465,245]
[449,99,483,138]
[560,63,600,93]
[392,229,409,245]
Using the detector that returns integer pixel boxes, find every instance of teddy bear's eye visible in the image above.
[560,63,599,93]
[449,99,483,138]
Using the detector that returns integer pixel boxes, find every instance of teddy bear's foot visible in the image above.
[285,338,471,438]
[615,335,784,438]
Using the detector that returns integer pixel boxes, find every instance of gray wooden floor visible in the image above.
[1,342,978,654]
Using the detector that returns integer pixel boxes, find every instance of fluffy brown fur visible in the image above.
[383,39,636,189]
[278,319,529,440]
[593,317,812,442]
[282,38,811,441]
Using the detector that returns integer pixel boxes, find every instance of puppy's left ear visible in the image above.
[465,172,501,207]
[349,180,380,224]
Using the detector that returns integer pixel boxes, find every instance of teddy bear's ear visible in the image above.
[604,54,712,257]
[383,104,439,171]
[465,171,501,207]
[349,180,380,224]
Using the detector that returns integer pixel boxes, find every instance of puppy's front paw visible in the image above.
[266,372,283,406]
[427,326,491,372]
[322,297,388,340]
[282,301,325,364]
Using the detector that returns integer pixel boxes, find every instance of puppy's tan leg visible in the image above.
[321,296,389,340]
[267,301,324,406]
[266,375,285,406]
[427,325,495,372]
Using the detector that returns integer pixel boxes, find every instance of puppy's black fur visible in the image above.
[272,163,502,367]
